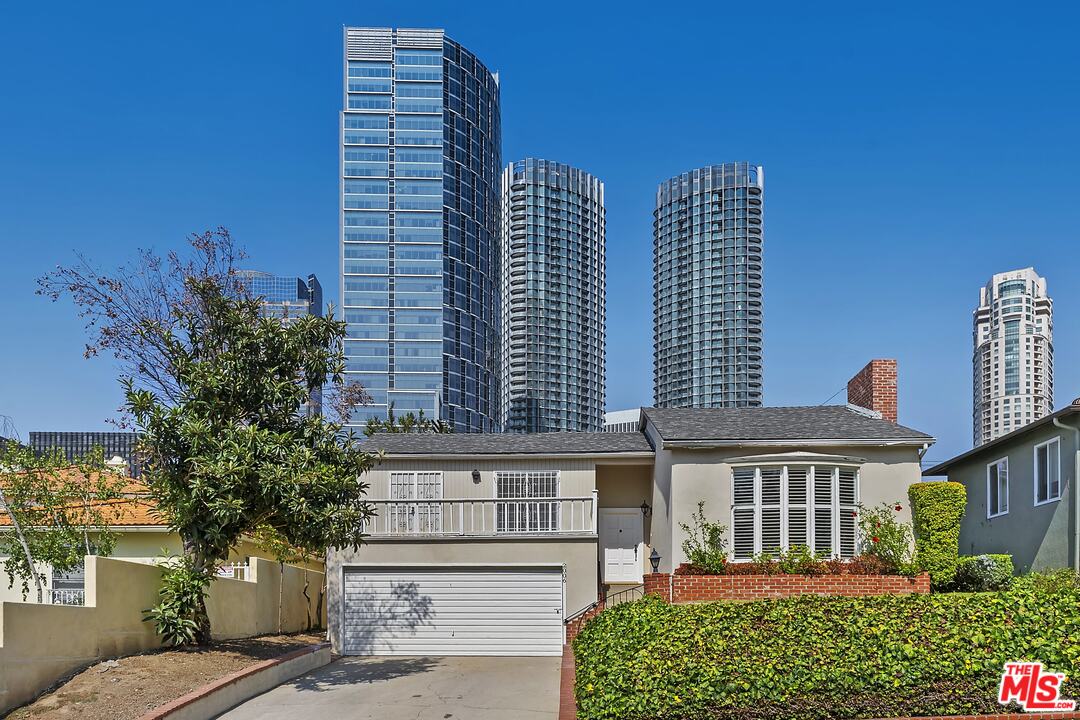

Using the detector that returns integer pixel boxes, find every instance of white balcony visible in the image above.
[364,492,598,537]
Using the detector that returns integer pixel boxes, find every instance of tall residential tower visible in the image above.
[653,163,764,408]
[341,28,502,432]
[500,159,606,432]
[973,268,1054,445]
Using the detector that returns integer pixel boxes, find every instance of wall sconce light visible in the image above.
[471,469,481,484]
[649,548,661,574]
[640,500,652,517]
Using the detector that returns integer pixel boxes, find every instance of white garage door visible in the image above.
[342,567,564,656]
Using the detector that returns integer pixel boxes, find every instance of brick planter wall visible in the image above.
[643,571,929,603]
[565,601,606,644]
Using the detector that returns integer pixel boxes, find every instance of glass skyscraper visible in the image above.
[341,27,502,432]
[653,163,764,408]
[238,271,323,321]
[500,159,606,432]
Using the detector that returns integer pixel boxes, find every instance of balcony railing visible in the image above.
[365,492,597,537]
[48,588,85,606]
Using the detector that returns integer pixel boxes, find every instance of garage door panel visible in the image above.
[342,567,564,656]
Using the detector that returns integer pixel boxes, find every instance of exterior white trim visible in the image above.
[986,456,1010,519]
[1033,436,1062,507]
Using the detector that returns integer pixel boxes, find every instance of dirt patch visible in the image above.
[7,632,326,720]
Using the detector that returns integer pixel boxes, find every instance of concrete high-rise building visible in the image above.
[973,268,1054,445]
[341,28,502,432]
[239,271,323,321]
[653,163,764,408]
[499,159,606,432]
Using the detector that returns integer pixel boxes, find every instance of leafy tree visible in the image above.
[123,274,376,644]
[37,229,369,423]
[0,443,128,601]
[364,403,453,437]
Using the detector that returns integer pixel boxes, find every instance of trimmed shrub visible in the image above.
[574,584,1080,720]
[676,552,904,577]
[952,554,1014,591]
[908,481,966,588]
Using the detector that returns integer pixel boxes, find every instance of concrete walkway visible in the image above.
[218,655,561,720]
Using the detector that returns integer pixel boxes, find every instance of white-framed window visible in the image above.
[730,465,859,560]
[987,458,1009,518]
[388,471,443,533]
[1034,438,1061,506]
[495,470,560,533]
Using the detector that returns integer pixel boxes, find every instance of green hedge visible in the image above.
[908,481,966,587]
[953,554,1014,591]
[574,586,1080,719]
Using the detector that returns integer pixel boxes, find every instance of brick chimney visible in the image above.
[847,359,898,423]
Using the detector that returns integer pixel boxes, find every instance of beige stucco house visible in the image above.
[326,403,934,657]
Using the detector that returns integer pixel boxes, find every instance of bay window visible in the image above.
[730,464,859,560]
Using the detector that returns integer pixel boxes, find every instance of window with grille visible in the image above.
[388,471,442,533]
[495,471,560,533]
[730,465,859,560]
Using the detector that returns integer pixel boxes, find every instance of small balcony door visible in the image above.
[599,508,644,584]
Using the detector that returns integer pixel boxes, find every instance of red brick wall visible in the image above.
[565,601,606,644]
[643,572,672,602]
[644,572,929,603]
[847,358,898,423]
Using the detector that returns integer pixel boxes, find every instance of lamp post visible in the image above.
[649,548,661,574]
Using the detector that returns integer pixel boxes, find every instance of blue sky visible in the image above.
[0,1,1077,463]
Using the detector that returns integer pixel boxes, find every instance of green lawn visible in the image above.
[573,577,1080,719]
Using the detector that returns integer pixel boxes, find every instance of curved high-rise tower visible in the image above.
[653,162,764,408]
[341,28,502,432]
[500,159,606,432]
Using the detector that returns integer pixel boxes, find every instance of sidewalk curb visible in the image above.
[138,642,332,720]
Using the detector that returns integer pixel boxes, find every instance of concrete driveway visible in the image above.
[217,655,561,720]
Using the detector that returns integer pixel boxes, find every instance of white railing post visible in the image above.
[591,489,598,533]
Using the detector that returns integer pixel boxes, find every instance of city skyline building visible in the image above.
[341,27,502,432]
[653,163,765,408]
[239,271,323,321]
[499,159,606,432]
[239,270,324,415]
[973,267,1054,446]
[28,431,142,478]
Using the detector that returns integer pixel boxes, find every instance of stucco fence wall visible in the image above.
[0,555,326,715]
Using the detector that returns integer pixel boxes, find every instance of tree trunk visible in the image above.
[301,567,311,631]
[277,560,284,634]
[0,486,45,603]
[182,536,214,645]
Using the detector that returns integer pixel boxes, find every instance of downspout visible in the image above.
[1052,414,1080,572]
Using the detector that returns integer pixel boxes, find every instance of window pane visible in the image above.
[732,508,755,560]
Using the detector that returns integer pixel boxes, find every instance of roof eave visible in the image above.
[376,451,657,460]
[662,437,935,450]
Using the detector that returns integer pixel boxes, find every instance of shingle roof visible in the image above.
[0,468,166,527]
[363,431,653,456]
[642,406,934,444]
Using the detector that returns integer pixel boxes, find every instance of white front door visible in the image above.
[599,509,644,584]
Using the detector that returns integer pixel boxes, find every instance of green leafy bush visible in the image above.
[676,549,906,577]
[1012,568,1080,594]
[857,502,913,573]
[679,501,728,574]
[143,555,211,647]
[574,584,1080,719]
[908,481,966,588]
[952,554,1014,591]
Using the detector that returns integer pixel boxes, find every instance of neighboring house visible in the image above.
[0,466,322,605]
[327,365,933,657]
[923,397,1080,573]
